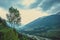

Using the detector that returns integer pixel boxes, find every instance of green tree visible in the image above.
[6,7,21,28]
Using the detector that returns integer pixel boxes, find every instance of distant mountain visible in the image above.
[19,14,60,39]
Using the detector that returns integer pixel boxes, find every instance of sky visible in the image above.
[0,0,60,25]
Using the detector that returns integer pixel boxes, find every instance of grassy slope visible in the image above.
[0,18,35,40]
[0,18,19,40]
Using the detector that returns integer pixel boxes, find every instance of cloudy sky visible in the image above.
[0,0,60,25]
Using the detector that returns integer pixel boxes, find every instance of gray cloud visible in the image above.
[29,0,42,9]
[0,0,60,14]
[47,5,60,14]
[40,0,60,11]
[0,0,20,9]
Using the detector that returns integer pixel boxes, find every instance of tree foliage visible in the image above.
[6,7,21,27]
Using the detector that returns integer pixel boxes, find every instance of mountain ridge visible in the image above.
[19,14,60,40]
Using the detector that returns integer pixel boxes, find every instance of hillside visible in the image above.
[19,14,60,40]
[0,18,19,40]
[0,17,36,40]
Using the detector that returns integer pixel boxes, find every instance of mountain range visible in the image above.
[19,13,60,40]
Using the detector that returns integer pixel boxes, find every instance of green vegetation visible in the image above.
[6,7,21,26]
[0,18,19,40]
[0,7,36,40]
[0,18,36,40]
